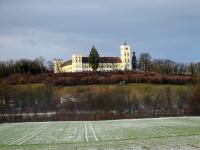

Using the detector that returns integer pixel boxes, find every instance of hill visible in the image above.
[1,71,197,86]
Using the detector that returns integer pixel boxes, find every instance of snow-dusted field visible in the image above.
[0,117,199,150]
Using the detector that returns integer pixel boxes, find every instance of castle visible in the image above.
[54,42,132,73]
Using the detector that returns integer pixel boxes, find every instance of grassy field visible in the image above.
[0,117,199,150]
[53,83,193,98]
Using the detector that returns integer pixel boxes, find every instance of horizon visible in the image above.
[0,0,200,63]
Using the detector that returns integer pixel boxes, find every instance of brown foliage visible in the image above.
[1,71,195,86]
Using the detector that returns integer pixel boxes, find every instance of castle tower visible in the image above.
[120,42,131,70]
[72,54,82,72]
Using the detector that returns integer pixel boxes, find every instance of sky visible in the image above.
[0,0,200,63]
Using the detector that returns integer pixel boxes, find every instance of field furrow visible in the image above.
[0,117,199,150]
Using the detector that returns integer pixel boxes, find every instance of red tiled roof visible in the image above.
[82,57,122,63]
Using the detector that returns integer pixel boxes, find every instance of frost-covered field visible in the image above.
[0,117,199,150]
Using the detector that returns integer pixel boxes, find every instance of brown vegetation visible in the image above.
[0,71,196,86]
[0,83,199,123]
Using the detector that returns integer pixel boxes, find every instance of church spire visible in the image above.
[124,40,127,45]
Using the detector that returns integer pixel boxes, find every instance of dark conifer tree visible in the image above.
[89,46,100,71]
[132,51,137,70]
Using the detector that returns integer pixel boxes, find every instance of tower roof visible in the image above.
[124,41,127,45]
[82,57,122,63]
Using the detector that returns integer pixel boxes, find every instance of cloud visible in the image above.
[0,0,200,62]
[0,27,118,60]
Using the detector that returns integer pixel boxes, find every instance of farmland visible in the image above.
[0,117,199,150]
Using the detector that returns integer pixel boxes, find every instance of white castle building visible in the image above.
[54,43,131,73]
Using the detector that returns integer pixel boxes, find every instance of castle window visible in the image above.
[126,48,128,50]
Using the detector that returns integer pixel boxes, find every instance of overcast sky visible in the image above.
[0,0,200,62]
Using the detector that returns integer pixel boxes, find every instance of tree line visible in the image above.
[0,57,53,78]
[0,83,199,122]
[132,52,200,75]
[0,84,56,114]
[85,46,200,75]
[62,85,200,120]
[0,48,200,79]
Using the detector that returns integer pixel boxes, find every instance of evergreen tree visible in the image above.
[89,46,100,71]
[132,51,137,70]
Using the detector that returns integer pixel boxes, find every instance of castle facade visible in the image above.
[54,43,131,73]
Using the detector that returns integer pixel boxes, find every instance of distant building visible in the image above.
[0,97,6,106]
[54,43,132,73]
[60,95,78,104]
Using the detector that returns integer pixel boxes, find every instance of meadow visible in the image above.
[0,117,199,150]
[53,83,192,99]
